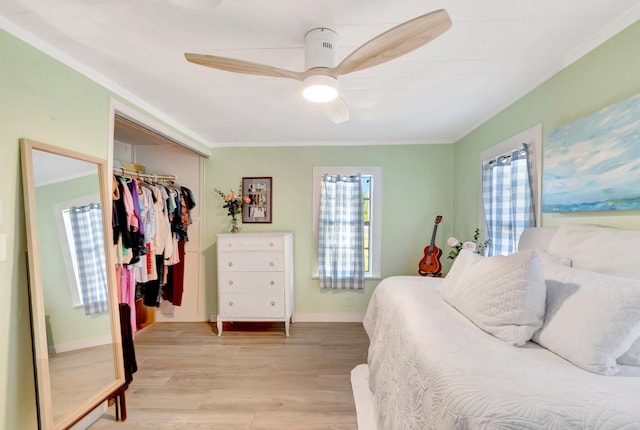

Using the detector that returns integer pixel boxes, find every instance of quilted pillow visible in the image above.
[436,249,483,293]
[532,261,640,375]
[438,250,546,346]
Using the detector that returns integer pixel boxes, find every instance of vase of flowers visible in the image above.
[447,228,489,259]
[215,187,250,233]
[229,215,240,233]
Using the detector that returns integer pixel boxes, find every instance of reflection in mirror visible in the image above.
[21,139,125,429]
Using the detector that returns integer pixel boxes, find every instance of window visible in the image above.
[480,124,541,255]
[313,166,382,279]
[362,176,371,273]
[55,194,100,307]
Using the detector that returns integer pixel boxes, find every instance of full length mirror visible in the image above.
[20,139,125,429]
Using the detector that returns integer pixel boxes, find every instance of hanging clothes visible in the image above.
[118,303,138,389]
[111,170,197,331]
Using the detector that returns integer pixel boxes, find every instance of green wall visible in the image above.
[204,145,454,318]
[0,28,113,429]
[452,21,640,239]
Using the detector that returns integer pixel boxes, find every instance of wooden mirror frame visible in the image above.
[20,138,126,429]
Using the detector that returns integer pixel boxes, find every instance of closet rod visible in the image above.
[113,167,176,182]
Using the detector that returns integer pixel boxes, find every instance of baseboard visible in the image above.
[49,335,112,355]
[292,313,364,323]
[208,313,364,323]
[72,401,107,430]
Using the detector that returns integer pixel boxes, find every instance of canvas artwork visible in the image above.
[542,93,640,213]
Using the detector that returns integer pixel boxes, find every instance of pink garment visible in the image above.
[114,265,122,303]
[119,177,139,232]
[119,266,137,338]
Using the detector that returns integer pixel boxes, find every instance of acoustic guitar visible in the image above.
[418,215,443,277]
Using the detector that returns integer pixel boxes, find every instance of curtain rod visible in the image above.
[113,167,176,182]
[486,142,529,166]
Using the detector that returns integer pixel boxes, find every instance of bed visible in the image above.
[359,224,640,430]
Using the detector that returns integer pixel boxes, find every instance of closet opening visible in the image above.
[109,101,208,332]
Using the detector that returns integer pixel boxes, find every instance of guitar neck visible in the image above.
[428,224,438,253]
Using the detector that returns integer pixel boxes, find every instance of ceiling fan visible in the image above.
[185,9,452,123]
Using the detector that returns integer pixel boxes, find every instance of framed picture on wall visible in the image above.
[242,177,272,223]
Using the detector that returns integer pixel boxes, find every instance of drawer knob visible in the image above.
[270,280,275,286]
[228,262,233,267]
[229,301,234,306]
[269,242,274,247]
[269,261,274,267]
[228,243,232,247]
[228,280,234,285]
[270,301,276,306]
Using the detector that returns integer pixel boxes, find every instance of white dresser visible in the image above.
[216,232,294,336]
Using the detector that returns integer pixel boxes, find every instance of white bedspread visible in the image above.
[363,276,640,430]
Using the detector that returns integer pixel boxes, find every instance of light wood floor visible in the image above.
[49,344,115,422]
[91,321,369,429]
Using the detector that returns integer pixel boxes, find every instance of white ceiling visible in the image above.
[1,0,639,148]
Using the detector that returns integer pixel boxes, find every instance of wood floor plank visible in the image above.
[90,322,368,429]
[251,410,358,430]
[199,388,355,413]
[93,409,255,429]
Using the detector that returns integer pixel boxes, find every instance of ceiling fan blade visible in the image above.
[185,53,305,81]
[323,97,350,124]
[332,9,451,76]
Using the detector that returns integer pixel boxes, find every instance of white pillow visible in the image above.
[438,250,546,346]
[532,261,640,375]
[546,223,640,280]
[436,249,483,293]
[619,340,640,366]
[546,224,640,367]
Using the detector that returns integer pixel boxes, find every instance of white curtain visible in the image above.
[318,175,365,290]
[482,143,536,256]
[68,203,109,315]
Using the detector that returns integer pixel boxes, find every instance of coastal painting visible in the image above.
[542,93,640,213]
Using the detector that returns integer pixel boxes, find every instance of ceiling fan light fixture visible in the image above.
[302,75,338,103]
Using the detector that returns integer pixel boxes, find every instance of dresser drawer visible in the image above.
[219,293,285,318]
[218,252,284,272]
[218,272,285,294]
[218,236,284,252]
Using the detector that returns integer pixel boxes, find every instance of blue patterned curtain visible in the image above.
[482,144,536,256]
[68,203,109,315]
[318,175,365,290]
